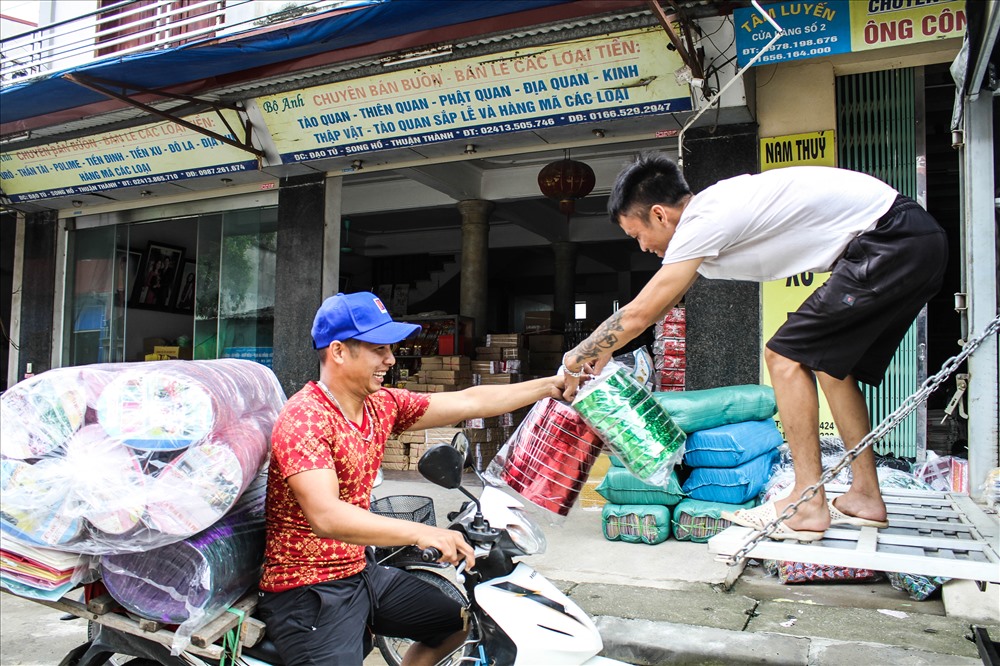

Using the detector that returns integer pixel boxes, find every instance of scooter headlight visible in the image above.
[505,507,547,555]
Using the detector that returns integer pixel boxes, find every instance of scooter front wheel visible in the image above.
[375,569,474,666]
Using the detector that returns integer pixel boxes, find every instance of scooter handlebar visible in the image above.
[420,547,442,562]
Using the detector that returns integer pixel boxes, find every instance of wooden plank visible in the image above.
[5,592,222,659]
[85,593,119,615]
[190,591,259,649]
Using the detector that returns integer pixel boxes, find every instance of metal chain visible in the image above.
[725,313,1000,566]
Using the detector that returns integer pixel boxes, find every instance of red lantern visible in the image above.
[537,158,596,216]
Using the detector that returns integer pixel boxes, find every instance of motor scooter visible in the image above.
[409,432,628,666]
[54,433,627,665]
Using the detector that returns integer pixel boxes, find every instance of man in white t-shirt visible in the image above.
[562,153,947,541]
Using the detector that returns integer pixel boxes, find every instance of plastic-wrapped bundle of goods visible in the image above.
[601,504,671,545]
[0,359,285,554]
[887,571,950,601]
[595,464,684,506]
[671,498,755,543]
[100,474,267,654]
[572,363,686,487]
[653,307,686,391]
[681,419,783,468]
[682,449,780,504]
[652,385,777,434]
[764,559,880,584]
[0,536,96,601]
[485,398,604,516]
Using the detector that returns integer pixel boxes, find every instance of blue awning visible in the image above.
[1,0,575,127]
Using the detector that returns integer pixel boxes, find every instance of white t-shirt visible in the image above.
[663,166,898,281]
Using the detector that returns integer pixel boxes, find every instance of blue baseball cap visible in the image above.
[312,292,420,349]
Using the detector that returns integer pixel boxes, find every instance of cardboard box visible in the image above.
[527,334,564,353]
[153,345,192,360]
[485,333,524,348]
[524,310,565,333]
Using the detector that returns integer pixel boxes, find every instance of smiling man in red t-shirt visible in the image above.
[258,292,565,665]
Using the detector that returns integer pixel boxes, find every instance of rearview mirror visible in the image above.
[451,432,472,467]
[417,443,465,489]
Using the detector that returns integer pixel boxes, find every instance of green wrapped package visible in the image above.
[671,498,755,542]
[601,503,671,544]
[574,367,685,487]
[596,466,684,506]
[652,385,777,434]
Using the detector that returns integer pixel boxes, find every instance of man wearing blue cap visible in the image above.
[257,292,566,665]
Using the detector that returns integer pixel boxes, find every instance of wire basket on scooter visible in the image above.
[370,496,437,565]
[370,495,436,526]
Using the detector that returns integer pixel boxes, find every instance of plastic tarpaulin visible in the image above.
[1,0,574,127]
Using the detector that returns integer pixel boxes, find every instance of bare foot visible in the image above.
[831,491,887,523]
[774,492,831,532]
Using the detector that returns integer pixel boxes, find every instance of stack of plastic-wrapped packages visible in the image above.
[485,357,686,546]
[568,361,687,544]
[0,359,285,652]
[587,385,780,545]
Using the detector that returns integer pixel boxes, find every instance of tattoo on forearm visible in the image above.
[567,311,626,365]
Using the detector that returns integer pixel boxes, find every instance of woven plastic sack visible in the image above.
[671,498,755,542]
[601,503,671,544]
[682,449,779,504]
[595,466,684,506]
[682,419,783,468]
[652,385,777,434]
[765,559,880,584]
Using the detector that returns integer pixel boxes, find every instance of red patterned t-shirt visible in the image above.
[259,382,429,592]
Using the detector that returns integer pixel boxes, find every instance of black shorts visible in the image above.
[766,195,948,386]
[256,554,465,665]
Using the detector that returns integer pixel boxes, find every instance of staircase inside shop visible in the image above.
[370,253,460,311]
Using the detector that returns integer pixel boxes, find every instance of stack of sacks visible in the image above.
[649,386,781,543]
[0,359,285,653]
[596,456,683,545]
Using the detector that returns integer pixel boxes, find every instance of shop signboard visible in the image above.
[735,0,964,67]
[255,27,692,163]
[0,110,258,202]
[758,130,837,438]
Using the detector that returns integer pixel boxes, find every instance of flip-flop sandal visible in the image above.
[828,499,889,528]
[721,502,826,542]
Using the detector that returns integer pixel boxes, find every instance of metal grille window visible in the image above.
[836,68,926,460]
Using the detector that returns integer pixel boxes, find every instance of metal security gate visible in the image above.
[836,67,927,460]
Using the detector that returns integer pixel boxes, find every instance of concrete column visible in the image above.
[552,241,577,323]
[682,123,760,390]
[457,199,493,341]
[273,173,327,397]
[17,210,57,378]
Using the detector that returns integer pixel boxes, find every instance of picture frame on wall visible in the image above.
[172,260,197,313]
[131,241,185,310]
[115,249,142,308]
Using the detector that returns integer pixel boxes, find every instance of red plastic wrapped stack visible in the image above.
[490,399,604,516]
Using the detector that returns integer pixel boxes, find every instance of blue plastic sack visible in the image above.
[681,449,780,504]
[682,419,783,468]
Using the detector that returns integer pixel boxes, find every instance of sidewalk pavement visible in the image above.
[1,469,996,665]
[379,469,1000,666]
